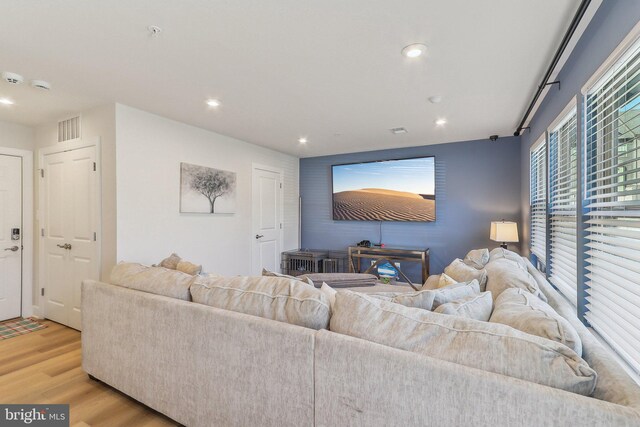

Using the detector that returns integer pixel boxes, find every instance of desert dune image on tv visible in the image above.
[332,157,435,222]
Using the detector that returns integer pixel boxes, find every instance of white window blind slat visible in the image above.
[585,35,640,374]
[548,109,577,302]
[530,140,547,261]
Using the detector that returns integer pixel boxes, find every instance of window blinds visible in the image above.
[584,38,640,373]
[530,141,547,261]
[549,111,578,303]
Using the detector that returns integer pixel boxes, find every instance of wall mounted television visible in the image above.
[331,156,435,222]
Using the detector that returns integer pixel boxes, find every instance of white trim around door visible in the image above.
[0,147,34,318]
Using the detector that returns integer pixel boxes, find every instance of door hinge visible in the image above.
[93,232,97,241]
[41,228,44,237]
[40,169,44,178]
[41,288,45,297]
[93,162,96,171]
[280,223,283,229]
[279,183,282,189]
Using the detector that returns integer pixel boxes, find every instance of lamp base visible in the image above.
[500,243,508,249]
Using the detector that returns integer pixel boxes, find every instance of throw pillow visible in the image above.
[437,273,457,288]
[489,247,528,270]
[176,260,202,275]
[490,288,582,355]
[158,253,181,270]
[262,268,314,287]
[320,282,337,310]
[443,259,488,291]
[485,258,547,302]
[463,248,490,269]
[330,291,596,396]
[110,262,195,301]
[434,291,493,322]
[190,275,330,330]
[368,279,480,311]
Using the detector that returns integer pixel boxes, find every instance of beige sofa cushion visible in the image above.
[299,273,377,288]
[434,291,493,321]
[190,275,330,330]
[262,268,314,287]
[444,259,488,291]
[463,248,490,269]
[158,253,181,270]
[330,291,597,395]
[485,258,547,302]
[490,288,582,355]
[110,262,195,301]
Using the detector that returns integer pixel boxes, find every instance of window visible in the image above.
[548,108,578,303]
[584,38,640,373]
[530,139,547,262]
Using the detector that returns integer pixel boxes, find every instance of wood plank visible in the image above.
[0,320,179,426]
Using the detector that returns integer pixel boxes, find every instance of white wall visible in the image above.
[0,120,35,150]
[115,104,299,275]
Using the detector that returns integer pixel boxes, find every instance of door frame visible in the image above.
[251,163,284,274]
[37,137,102,318]
[0,147,34,318]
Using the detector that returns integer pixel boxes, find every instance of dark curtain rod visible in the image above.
[514,0,592,137]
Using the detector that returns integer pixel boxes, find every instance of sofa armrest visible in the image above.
[314,330,640,427]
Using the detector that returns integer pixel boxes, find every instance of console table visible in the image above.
[347,246,430,291]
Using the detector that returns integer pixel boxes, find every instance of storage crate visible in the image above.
[322,250,348,273]
[281,249,328,276]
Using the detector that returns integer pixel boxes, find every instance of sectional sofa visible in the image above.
[81,251,640,426]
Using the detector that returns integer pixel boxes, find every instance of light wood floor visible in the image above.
[0,320,178,427]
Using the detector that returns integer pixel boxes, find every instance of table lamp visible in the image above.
[490,220,519,249]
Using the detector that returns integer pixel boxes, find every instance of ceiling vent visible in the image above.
[390,127,408,135]
[1,72,24,85]
[58,116,81,142]
[30,80,51,90]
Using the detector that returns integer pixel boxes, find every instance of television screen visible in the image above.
[332,156,435,222]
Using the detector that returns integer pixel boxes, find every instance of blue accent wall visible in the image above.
[300,137,522,276]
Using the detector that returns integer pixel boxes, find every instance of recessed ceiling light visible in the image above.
[298,137,308,144]
[428,96,442,104]
[206,99,221,108]
[390,127,408,134]
[0,98,14,105]
[435,118,447,126]
[401,43,427,58]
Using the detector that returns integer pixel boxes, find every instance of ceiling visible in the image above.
[0,0,581,157]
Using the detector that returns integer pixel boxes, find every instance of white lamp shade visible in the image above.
[490,221,519,242]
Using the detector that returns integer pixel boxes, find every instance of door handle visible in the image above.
[255,234,264,239]
[56,243,72,250]
[4,246,18,252]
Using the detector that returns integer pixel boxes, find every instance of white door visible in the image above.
[42,145,99,330]
[252,167,282,274]
[0,155,22,321]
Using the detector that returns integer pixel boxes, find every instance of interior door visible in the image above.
[252,167,282,274]
[42,145,99,330]
[0,155,22,321]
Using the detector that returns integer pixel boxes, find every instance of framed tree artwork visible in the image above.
[180,162,237,214]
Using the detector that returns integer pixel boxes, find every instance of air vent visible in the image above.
[390,127,408,135]
[58,116,81,142]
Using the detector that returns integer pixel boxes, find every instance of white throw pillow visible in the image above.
[330,291,596,396]
[434,291,493,322]
[320,282,337,310]
[485,258,547,302]
[444,259,488,291]
[490,288,582,355]
[437,273,457,288]
[463,248,490,269]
